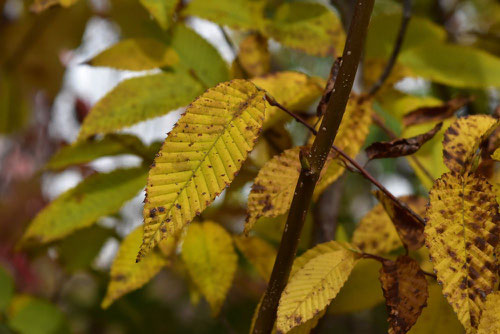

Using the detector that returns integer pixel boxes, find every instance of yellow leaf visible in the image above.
[443,115,498,174]
[314,95,373,198]
[425,172,499,332]
[139,80,266,260]
[22,168,147,245]
[182,221,237,315]
[245,147,302,234]
[251,71,324,128]
[233,235,276,281]
[238,34,270,78]
[477,291,500,334]
[139,0,178,30]
[77,72,204,141]
[409,282,463,334]
[276,241,359,333]
[88,38,178,71]
[264,2,345,57]
[493,147,500,161]
[101,226,171,309]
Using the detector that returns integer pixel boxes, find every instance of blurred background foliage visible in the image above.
[0,0,499,332]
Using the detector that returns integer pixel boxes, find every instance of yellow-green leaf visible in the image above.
[263,2,345,57]
[400,43,500,88]
[182,221,237,315]
[238,34,270,78]
[277,241,359,333]
[234,235,276,281]
[492,148,500,161]
[77,72,204,140]
[477,291,500,334]
[88,38,178,71]
[101,226,170,309]
[425,171,499,332]
[139,80,266,260]
[183,0,265,30]
[442,115,498,174]
[22,167,147,245]
[139,0,178,30]
[46,134,146,170]
[251,71,324,127]
[376,90,442,121]
[31,0,79,12]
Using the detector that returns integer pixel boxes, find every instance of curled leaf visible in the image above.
[139,80,266,260]
[366,122,442,160]
[379,256,428,334]
[403,97,471,127]
[425,171,499,331]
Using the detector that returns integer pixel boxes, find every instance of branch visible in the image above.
[366,0,412,97]
[252,0,375,332]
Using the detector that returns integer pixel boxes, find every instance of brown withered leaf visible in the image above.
[366,122,442,160]
[374,191,426,250]
[316,57,342,117]
[380,256,429,334]
[403,97,471,127]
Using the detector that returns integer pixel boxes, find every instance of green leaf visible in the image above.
[0,266,14,312]
[46,134,147,170]
[77,72,204,141]
[7,296,70,334]
[139,0,179,30]
[170,24,230,88]
[21,167,148,245]
[264,2,345,57]
[88,38,178,71]
[183,0,265,30]
[400,43,500,88]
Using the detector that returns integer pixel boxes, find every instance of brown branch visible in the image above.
[367,0,412,97]
[252,0,375,332]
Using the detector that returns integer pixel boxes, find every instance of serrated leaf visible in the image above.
[400,43,500,88]
[379,256,428,334]
[375,191,426,251]
[77,72,204,140]
[352,195,427,255]
[409,282,463,334]
[477,291,500,334]
[264,2,345,57]
[101,226,170,309]
[277,241,359,333]
[238,34,270,78]
[171,24,230,88]
[183,0,266,30]
[234,235,276,281]
[251,71,324,127]
[425,171,499,331]
[182,221,237,315]
[314,95,373,198]
[22,167,147,245]
[442,115,498,174]
[46,134,147,170]
[139,80,266,260]
[139,0,178,30]
[87,38,178,71]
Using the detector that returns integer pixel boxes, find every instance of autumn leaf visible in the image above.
[77,72,204,141]
[233,235,276,281]
[492,147,500,161]
[442,115,498,174]
[101,226,172,309]
[182,222,237,315]
[366,122,442,160]
[21,167,147,245]
[379,256,429,334]
[139,0,178,30]
[276,241,359,333]
[425,171,499,331]
[374,191,426,250]
[402,97,471,127]
[238,34,270,78]
[477,291,500,334]
[138,80,266,260]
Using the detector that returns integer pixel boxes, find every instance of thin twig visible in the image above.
[265,94,317,134]
[367,0,412,97]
